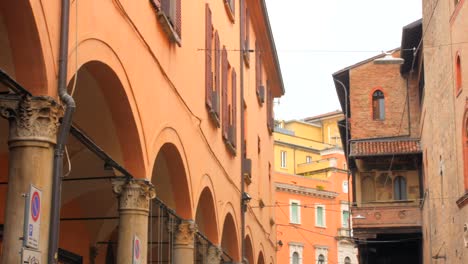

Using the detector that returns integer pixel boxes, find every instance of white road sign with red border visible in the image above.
[133,234,141,264]
[24,184,42,249]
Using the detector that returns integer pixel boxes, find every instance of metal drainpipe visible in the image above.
[48,0,76,262]
[240,0,246,263]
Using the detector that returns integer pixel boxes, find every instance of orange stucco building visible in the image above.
[0,0,283,263]
[273,112,357,264]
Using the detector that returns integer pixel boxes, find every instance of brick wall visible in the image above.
[349,56,420,140]
[420,0,468,263]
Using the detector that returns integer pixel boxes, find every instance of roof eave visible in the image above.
[261,0,285,96]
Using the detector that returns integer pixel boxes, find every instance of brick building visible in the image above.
[332,20,424,263]
[419,0,468,263]
[0,0,283,263]
[274,112,357,264]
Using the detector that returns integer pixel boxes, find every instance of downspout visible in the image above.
[48,0,76,262]
[406,75,411,137]
[240,0,246,263]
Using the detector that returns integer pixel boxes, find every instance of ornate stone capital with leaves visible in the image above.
[112,179,156,212]
[207,245,222,264]
[173,220,197,246]
[0,95,61,144]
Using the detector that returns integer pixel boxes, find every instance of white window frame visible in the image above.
[342,180,349,194]
[281,150,287,168]
[289,242,304,264]
[315,204,326,227]
[342,210,350,228]
[314,246,329,264]
[340,202,351,230]
[290,199,301,224]
[306,156,312,163]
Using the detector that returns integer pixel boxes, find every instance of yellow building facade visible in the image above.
[274,111,358,264]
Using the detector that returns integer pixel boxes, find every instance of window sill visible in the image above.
[157,11,181,47]
[456,191,468,208]
[315,225,327,229]
[290,222,301,225]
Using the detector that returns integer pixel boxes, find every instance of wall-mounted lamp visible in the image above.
[242,192,252,203]
[277,240,283,247]
[374,51,404,65]
[242,192,252,212]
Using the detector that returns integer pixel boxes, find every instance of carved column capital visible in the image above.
[0,95,61,144]
[112,179,156,213]
[171,220,197,246]
[207,245,222,264]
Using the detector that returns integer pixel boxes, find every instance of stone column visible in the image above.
[207,245,222,264]
[112,179,155,264]
[0,95,60,263]
[170,220,197,264]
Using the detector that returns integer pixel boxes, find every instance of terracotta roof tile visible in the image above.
[350,139,421,157]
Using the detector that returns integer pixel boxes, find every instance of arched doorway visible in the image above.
[195,186,218,243]
[257,251,265,264]
[244,235,254,264]
[220,212,240,262]
[0,0,47,95]
[148,141,192,262]
[58,60,145,262]
[0,1,49,253]
[151,142,192,218]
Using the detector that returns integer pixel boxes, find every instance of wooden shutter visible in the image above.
[222,47,228,140]
[267,84,273,133]
[232,0,235,16]
[245,8,250,52]
[255,41,260,95]
[150,0,161,10]
[231,68,237,148]
[175,0,182,38]
[161,0,170,17]
[205,4,213,110]
[214,32,220,116]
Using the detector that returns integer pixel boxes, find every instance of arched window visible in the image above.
[344,256,351,264]
[292,252,299,264]
[394,176,407,200]
[456,55,462,93]
[376,173,392,200]
[372,90,385,120]
[361,176,375,202]
[318,254,325,264]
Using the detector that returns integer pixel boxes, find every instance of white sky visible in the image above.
[265,0,422,121]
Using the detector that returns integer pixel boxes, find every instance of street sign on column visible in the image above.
[24,184,42,249]
[133,234,141,264]
[22,247,41,264]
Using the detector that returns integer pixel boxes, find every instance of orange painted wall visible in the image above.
[0,0,281,263]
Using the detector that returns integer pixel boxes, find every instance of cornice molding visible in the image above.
[275,182,338,199]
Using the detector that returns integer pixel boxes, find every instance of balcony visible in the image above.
[336,228,351,239]
[351,205,421,230]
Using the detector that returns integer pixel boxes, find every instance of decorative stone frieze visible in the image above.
[112,179,156,212]
[0,95,61,144]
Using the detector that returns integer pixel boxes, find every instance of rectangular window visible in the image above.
[315,204,326,227]
[342,210,350,228]
[281,151,287,168]
[306,156,312,163]
[290,200,301,224]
